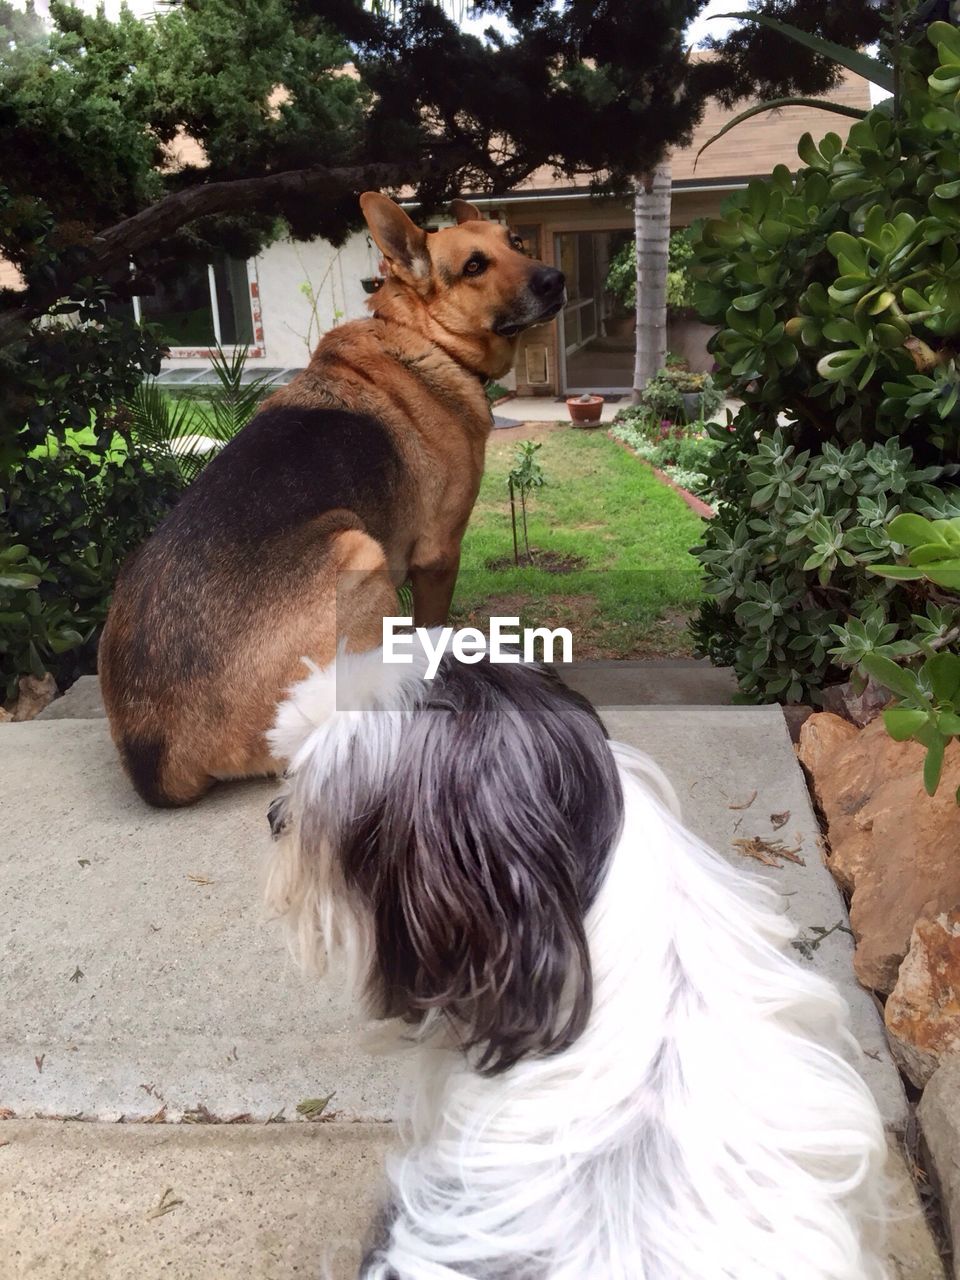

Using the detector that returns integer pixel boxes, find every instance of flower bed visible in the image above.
[609,409,719,512]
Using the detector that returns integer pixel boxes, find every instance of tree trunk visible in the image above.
[632,160,672,404]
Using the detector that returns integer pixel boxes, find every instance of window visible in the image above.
[513,223,542,259]
[133,255,254,349]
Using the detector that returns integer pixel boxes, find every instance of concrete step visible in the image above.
[34,674,105,720]
[1,707,899,1125]
[557,657,737,705]
[0,1123,942,1280]
[36,661,737,725]
[0,1119,393,1280]
[0,704,940,1276]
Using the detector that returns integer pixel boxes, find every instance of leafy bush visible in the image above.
[630,367,724,424]
[690,22,960,705]
[694,427,958,701]
[0,282,179,699]
[0,338,268,699]
[825,515,960,798]
[605,229,696,312]
[1,423,183,697]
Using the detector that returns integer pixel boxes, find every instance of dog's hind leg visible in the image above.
[114,729,214,808]
[329,528,403,656]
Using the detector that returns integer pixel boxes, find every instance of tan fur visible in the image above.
[99,194,562,806]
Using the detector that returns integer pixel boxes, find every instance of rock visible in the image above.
[800,714,960,993]
[820,676,891,728]
[796,711,859,794]
[11,672,58,722]
[886,910,960,1088]
[35,674,106,720]
[919,1057,960,1276]
[781,704,815,745]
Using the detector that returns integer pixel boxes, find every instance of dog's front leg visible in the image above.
[409,554,460,628]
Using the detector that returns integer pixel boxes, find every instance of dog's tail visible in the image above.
[375,742,888,1280]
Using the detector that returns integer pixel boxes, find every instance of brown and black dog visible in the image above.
[99,193,565,806]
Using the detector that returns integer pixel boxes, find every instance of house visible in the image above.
[145,70,871,399]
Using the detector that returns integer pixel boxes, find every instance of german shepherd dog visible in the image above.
[98,194,565,807]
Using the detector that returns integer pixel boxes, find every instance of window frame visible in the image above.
[130,256,265,360]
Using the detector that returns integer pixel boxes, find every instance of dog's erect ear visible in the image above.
[360,192,430,284]
[340,661,624,1075]
[449,198,482,225]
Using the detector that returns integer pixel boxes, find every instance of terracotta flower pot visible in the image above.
[566,394,604,425]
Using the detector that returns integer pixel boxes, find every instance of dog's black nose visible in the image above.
[529,267,565,299]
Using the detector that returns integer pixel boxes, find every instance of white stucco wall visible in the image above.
[157,224,515,390]
[253,231,378,368]
[160,230,379,373]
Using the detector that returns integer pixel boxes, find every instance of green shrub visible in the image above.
[0,339,267,699]
[611,418,719,501]
[0,286,177,699]
[605,229,696,312]
[485,381,510,404]
[827,514,960,798]
[630,368,723,424]
[1,423,183,697]
[690,22,960,705]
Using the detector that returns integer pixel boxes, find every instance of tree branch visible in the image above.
[0,160,413,349]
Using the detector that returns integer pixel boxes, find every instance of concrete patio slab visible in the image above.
[0,1123,940,1279]
[0,718,393,1124]
[492,395,620,426]
[490,393,742,428]
[0,706,904,1128]
[0,1119,393,1280]
[558,657,736,705]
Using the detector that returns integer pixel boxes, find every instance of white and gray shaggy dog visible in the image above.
[265,643,888,1280]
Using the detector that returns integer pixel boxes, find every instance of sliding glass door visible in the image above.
[555,229,635,393]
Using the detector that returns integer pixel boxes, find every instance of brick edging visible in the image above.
[608,432,716,519]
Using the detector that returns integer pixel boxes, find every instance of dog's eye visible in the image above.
[509,235,525,252]
[463,253,488,277]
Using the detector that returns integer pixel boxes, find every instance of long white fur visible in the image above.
[267,651,888,1280]
[266,642,432,980]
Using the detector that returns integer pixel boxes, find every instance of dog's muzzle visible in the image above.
[494,267,567,337]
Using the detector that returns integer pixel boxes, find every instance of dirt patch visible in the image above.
[485,548,587,574]
[637,606,698,659]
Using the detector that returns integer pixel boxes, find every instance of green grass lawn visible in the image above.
[451,425,706,659]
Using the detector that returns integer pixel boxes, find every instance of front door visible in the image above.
[555,229,635,394]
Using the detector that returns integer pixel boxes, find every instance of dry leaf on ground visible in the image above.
[732,836,805,868]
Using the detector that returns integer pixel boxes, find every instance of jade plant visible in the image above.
[690,19,960,714]
[842,515,960,798]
